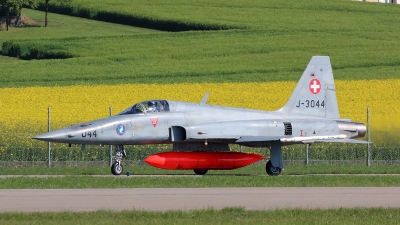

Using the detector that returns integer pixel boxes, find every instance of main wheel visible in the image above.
[111,162,123,175]
[193,169,208,175]
[265,160,281,176]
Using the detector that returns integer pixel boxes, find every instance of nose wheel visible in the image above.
[111,161,123,175]
[111,145,126,176]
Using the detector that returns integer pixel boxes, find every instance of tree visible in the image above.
[43,0,71,27]
[0,0,38,31]
[44,0,48,27]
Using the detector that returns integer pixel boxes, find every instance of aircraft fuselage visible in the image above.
[34,101,365,147]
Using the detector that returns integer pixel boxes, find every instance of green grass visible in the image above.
[1,207,400,225]
[0,165,399,188]
[1,1,400,87]
[1,175,399,188]
[1,164,400,176]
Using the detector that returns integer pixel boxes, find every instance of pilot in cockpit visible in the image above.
[156,101,163,112]
[160,100,168,111]
[148,101,156,112]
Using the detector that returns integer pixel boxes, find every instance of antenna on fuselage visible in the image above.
[200,92,210,105]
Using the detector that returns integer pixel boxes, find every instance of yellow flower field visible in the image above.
[1,80,399,122]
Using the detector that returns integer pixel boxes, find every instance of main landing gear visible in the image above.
[111,145,126,175]
[265,160,282,176]
[265,141,283,176]
[193,169,208,175]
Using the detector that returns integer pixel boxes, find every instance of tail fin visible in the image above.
[277,56,340,119]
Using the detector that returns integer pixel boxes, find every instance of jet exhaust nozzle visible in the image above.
[337,121,367,139]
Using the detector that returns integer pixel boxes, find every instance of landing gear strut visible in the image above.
[111,145,126,175]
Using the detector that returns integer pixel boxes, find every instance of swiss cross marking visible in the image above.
[309,79,321,94]
[150,118,158,128]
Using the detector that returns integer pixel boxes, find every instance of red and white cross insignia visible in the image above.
[309,79,321,94]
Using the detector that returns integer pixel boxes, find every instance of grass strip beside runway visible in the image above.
[1,165,399,176]
[0,174,399,188]
[1,207,400,225]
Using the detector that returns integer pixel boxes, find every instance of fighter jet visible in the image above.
[32,56,368,176]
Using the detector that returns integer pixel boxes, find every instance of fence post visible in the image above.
[367,107,370,166]
[48,106,51,168]
[109,106,113,167]
[305,144,309,165]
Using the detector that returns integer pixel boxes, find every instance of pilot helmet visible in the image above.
[148,101,156,110]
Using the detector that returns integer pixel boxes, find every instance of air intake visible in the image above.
[284,122,292,135]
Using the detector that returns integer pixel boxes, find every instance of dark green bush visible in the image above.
[1,41,21,57]
[1,41,73,60]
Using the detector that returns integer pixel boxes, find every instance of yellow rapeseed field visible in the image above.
[0,79,399,147]
[1,80,399,121]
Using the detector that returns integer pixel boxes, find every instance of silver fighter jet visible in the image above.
[33,56,368,176]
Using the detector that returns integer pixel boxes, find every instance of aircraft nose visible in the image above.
[32,129,68,142]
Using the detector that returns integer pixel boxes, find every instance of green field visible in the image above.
[1,207,400,225]
[1,0,400,87]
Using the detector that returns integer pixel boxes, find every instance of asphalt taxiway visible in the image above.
[1,187,400,212]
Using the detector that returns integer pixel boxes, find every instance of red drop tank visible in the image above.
[144,151,265,170]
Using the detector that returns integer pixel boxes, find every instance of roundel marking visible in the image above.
[116,124,126,136]
[309,79,321,94]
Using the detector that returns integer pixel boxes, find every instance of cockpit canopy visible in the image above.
[118,100,170,115]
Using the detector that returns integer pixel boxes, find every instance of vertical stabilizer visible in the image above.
[277,56,340,119]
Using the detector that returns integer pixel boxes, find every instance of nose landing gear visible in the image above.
[111,145,126,175]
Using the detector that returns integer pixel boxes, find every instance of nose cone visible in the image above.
[32,129,68,143]
[145,154,167,168]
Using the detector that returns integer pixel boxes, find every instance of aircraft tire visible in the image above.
[193,169,208,175]
[265,160,281,176]
[111,162,123,175]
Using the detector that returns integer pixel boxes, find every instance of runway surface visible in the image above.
[1,187,400,212]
